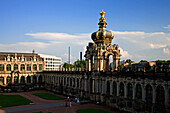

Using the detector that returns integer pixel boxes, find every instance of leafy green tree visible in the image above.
[63,63,74,69]
[126,59,132,63]
[140,60,148,62]
[74,60,85,69]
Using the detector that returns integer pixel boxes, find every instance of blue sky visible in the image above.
[0,0,170,63]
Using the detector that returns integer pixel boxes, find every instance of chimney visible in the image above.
[69,46,70,64]
[80,52,82,60]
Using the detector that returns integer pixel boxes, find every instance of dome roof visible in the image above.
[91,10,114,44]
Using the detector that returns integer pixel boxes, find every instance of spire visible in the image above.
[98,10,107,29]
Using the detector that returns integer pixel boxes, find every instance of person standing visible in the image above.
[65,100,68,107]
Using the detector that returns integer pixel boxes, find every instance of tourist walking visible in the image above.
[65,100,68,107]
[69,101,72,107]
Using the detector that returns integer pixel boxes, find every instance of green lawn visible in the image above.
[0,94,32,108]
[77,109,109,113]
[32,93,64,100]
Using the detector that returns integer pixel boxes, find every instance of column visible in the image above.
[117,82,119,96]
[18,75,21,84]
[152,86,156,103]
[100,58,103,71]
[25,76,27,84]
[31,75,33,83]
[92,79,95,93]
[133,84,136,100]
[4,64,6,71]
[142,85,146,101]
[4,76,7,84]
[124,83,127,98]
[110,81,113,95]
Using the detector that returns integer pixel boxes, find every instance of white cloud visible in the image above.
[164,25,170,31]
[1,30,170,63]
[163,48,170,54]
[149,43,167,49]
[119,48,132,58]
[25,32,90,40]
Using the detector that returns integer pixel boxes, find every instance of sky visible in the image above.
[0,0,170,63]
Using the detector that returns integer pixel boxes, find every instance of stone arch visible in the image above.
[20,64,25,71]
[127,83,133,98]
[145,84,153,102]
[6,64,11,71]
[136,84,142,99]
[6,76,11,84]
[119,82,124,96]
[38,75,42,83]
[106,81,110,94]
[20,76,25,84]
[0,76,4,85]
[112,81,117,96]
[27,75,31,83]
[104,52,115,71]
[156,85,165,105]
[33,75,37,84]
[14,64,18,71]
[14,76,18,84]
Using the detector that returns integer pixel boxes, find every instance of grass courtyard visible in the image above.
[0,94,32,108]
[32,93,64,100]
[77,108,109,113]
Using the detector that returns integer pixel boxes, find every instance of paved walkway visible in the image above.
[1,90,121,113]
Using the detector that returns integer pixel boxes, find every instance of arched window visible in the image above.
[6,76,11,84]
[0,77,4,85]
[27,76,31,83]
[33,75,37,84]
[14,64,18,71]
[70,78,72,86]
[156,85,165,105]
[0,64,4,71]
[20,76,25,84]
[146,84,153,102]
[14,76,18,84]
[136,84,142,99]
[127,83,133,98]
[33,64,37,71]
[106,81,110,94]
[6,64,11,71]
[113,82,117,96]
[119,82,124,96]
[20,64,25,71]
[38,75,42,83]
[27,64,31,71]
[39,64,43,71]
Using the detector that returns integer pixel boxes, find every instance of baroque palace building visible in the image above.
[0,11,170,113]
[0,50,44,85]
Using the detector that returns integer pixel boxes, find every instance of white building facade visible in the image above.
[39,54,61,71]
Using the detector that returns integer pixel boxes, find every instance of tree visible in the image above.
[74,60,85,69]
[126,59,132,63]
[63,63,74,69]
[140,60,148,62]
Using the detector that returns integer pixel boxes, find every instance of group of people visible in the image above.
[65,96,80,107]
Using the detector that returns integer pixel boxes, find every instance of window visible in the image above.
[20,64,25,71]
[27,64,31,71]
[6,64,11,71]
[39,64,43,71]
[33,64,37,71]
[0,64,4,71]
[14,64,18,71]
